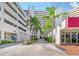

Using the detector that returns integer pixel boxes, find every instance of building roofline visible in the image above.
[68,6,79,13]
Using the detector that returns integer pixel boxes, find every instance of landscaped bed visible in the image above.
[0,40,16,45]
[23,36,38,45]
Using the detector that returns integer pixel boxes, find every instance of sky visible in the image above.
[18,2,79,12]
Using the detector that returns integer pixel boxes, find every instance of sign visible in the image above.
[68,17,79,28]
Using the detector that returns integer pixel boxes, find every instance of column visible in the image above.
[1,31,4,40]
[64,33,66,44]
[55,26,60,44]
[70,32,72,44]
[76,32,78,44]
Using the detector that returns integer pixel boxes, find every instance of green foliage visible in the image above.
[46,7,55,17]
[42,7,56,33]
[42,6,68,34]
[0,40,16,44]
[42,19,53,33]
[31,39,37,43]
[30,16,41,31]
[45,36,53,43]
[26,36,38,45]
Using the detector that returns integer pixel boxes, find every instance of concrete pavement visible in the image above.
[36,39,48,43]
[0,43,67,56]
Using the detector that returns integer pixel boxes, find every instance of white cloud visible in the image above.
[70,2,79,8]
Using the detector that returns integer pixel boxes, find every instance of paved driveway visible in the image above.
[0,43,66,56]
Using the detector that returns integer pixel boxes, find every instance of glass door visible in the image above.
[65,32,70,44]
[78,32,79,43]
[72,32,76,44]
[61,34,64,44]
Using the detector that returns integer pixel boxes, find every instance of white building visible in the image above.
[34,11,49,27]
[0,2,28,41]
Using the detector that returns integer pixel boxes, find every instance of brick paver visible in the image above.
[59,45,79,56]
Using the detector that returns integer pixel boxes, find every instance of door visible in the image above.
[78,32,79,43]
[61,32,70,44]
[61,34,64,44]
[72,32,76,44]
[65,32,70,44]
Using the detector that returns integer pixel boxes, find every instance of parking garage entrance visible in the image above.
[61,30,79,44]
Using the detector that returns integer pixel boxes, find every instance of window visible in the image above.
[4,19,17,27]
[18,20,26,27]
[18,26,26,32]
[11,33,17,40]
[18,8,25,17]
[0,6,1,10]
[0,17,1,21]
[18,14,26,23]
[0,31,1,39]
[4,8,17,21]
[13,2,17,7]
[6,2,17,13]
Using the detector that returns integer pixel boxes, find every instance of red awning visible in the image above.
[68,17,79,28]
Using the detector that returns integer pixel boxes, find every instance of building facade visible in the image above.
[34,11,49,27]
[0,2,27,41]
[54,7,79,44]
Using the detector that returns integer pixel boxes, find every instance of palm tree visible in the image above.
[30,16,41,39]
[42,7,68,36]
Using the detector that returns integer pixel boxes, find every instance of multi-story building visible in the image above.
[34,11,49,27]
[24,7,35,40]
[54,7,79,44]
[0,2,27,41]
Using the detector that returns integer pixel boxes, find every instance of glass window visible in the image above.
[18,26,26,32]
[4,19,17,27]
[18,20,26,27]
[4,8,17,21]
[0,31,1,39]
[11,33,17,40]
[0,6,1,10]
[18,14,26,23]
[6,2,17,13]
[0,17,1,21]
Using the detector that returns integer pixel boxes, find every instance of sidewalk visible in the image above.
[36,39,48,43]
[59,45,79,55]
[0,43,66,56]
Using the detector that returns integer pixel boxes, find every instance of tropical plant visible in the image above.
[0,40,16,44]
[29,16,42,40]
[30,16,41,32]
[42,7,68,35]
[42,7,55,34]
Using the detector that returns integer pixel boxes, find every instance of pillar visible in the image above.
[76,32,78,44]
[64,33,66,44]
[1,31,4,40]
[70,32,72,44]
[55,26,60,44]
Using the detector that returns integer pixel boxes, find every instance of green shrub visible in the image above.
[45,36,54,43]
[47,36,52,43]
[0,40,2,44]
[0,40,16,44]
[31,39,37,43]
[31,36,38,43]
